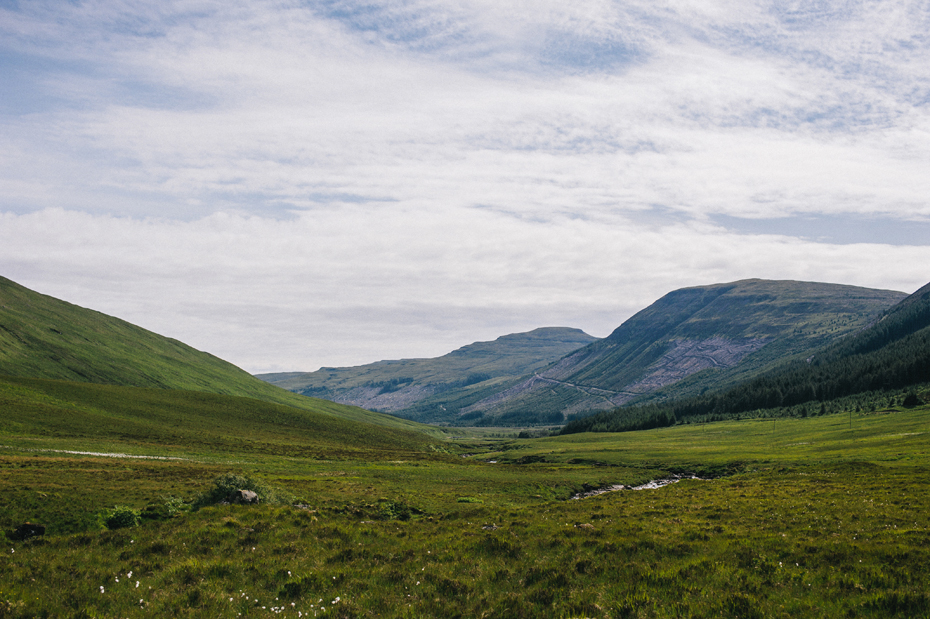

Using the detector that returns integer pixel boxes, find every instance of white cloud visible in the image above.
[1,0,929,371]
[2,207,928,373]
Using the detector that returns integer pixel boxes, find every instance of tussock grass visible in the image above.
[3,464,929,618]
[2,401,929,617]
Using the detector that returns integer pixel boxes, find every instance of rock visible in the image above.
[227,489,259,505]
[11,523,45,541]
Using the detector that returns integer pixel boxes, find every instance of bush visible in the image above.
[194,473,293,509]
[378,501,411,521]
[903,393,923,408]
[141,495,187,521]
[101,506,141,530]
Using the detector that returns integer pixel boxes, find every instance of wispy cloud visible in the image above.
[1,0,928,370]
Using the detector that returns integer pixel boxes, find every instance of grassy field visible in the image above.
[491,405,930,472]
[2,393,929,617]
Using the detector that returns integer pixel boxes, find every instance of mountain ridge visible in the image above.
[460,279,905,424]
[562,278,930,434]
[257,327,598,420]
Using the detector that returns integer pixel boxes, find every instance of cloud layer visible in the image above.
[1,0,929,371]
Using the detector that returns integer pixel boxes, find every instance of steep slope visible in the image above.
[258,327,598,423]
[563,278,930,433]
[462,280,905,425]
[0,275,432,434]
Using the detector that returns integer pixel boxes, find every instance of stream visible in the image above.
[571,474,702,499]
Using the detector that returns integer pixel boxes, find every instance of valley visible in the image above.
[1,274,929,618]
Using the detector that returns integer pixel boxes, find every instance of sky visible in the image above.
[2,0,930,374]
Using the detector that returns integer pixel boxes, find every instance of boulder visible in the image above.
[227,489,259,505]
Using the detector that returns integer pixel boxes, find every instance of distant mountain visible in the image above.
[562,278,930,434]
[257,327,599,423]
[459,279,905,425]
[0,275,431,434]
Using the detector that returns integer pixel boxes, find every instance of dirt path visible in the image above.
[0,445,186,460]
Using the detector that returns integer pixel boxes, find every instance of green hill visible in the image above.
[0,375,434,458]
[460,280,905,425]
[563,279,930,433]
[258,327,598,424]
[0,275,434,435]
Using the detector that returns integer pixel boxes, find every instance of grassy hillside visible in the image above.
[0,376,438,459]
[258,327,598,423]
[0,275,433,435]
[563,279,930,434]
[464,279,904,426]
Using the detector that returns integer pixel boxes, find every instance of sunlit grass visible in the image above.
[494,405,930,472]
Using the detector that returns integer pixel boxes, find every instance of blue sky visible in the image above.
[2,0,929,372]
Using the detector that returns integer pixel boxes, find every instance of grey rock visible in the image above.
[227,489,259,505]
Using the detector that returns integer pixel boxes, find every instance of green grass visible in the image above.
[2,392,930,617]
[0,376,441,460]
[491,405,930,473]
[0,276,435,435]
[3,459,929,617]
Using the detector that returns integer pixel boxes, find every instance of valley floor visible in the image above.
[2,407,930,618]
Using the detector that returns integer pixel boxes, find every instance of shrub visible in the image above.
[141,495,187,521]
[101,506,141,530]
[903,393,923,408]
[193,473,294,509]
[378,501,411,521]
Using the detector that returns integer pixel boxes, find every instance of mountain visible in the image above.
[0,275,432,434]
[562,278,930,433]
[257,327,599,423]
[458,279,905,425]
